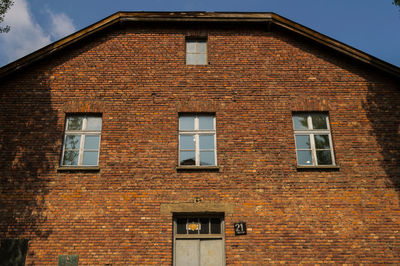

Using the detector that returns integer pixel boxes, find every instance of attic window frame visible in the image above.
[186,37,208,65]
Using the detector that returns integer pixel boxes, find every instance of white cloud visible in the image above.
[47,9,76,40]
[0,0,76,66]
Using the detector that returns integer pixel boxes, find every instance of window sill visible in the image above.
[57,166,100,172]
[177,166,219,171]
[296,165,340,171]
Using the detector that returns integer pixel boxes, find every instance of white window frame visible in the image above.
[179,114,217,167]
[61,115,102,167]
[186,39,207,65]
[293,113,336,166]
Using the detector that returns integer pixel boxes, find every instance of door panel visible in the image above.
[176,239,199,266]
[200,239,223,266]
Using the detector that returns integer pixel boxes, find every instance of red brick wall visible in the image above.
[1,22,399,264]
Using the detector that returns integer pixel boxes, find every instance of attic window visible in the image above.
[186,39,207,65]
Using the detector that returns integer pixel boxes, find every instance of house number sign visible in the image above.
[234,222,247,235]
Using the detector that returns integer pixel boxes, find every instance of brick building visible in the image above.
[0,12,399,265]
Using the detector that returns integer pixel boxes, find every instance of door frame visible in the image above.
[173,213,226,266]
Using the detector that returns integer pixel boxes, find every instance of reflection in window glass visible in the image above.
[65,135,81,150]
[316,150,332,165]
[293,114,308,130]
[314,135,330,149]
[297,150,313,165]
[180,151,196,165]
[62,115,102,166]
[311,114,328,129]
[293,113,335,166]
[63,151,79,166]
[67,117,83,130]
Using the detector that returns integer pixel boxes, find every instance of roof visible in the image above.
[0,11,399,79]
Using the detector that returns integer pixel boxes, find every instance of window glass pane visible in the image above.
[86,117,102,131]
[311,114,328,129]
[179,116,194,130]
[199,135,214,150]
[197,54,207,65]
[180,151,195,165]
[293,114,309,130]
[65,135,81,149]
[197,42,207,53]
[67,116,83,130]
[200,151,215,166]
[187,218,199,234]
[199,116,214,130]
[84,135,100,150]
[314,135,330,149]
[186,54,197,65]
[297,150,313,165]
[200,218,209,234]
[316,150,333,165]
[210,218,221,234]
[186,41,197,53]
[177,218,187,234]
[82,151,98,165]
[179,135,195,150]
[63,151,79,165]
[295,135,310,149]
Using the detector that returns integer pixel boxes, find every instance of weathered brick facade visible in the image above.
[0,12,399,265]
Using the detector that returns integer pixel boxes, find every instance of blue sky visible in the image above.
[0,0,399,67]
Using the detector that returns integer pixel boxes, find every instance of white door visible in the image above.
[176,239,224,266]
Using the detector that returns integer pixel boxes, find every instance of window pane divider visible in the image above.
[293,113,335,166]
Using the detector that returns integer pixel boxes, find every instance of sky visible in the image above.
[0,0,399,68]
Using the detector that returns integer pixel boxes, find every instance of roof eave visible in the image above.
[0,11,399,80]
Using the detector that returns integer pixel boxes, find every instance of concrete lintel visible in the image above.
[160,202,235,214]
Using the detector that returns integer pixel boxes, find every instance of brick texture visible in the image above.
[0,22,399,265]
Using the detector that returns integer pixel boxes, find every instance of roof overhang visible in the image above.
[0,11,399,80]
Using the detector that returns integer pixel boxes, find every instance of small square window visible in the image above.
[179,114,216,166]
[186,39,207,65]
[61,115,102,166]
[292,113,336,166]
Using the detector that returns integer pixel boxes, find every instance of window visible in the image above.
[293,113,335,166]
[61,115,102,166]
[186,39,207,65]
[179,114,216,166]
[174,215,224,266]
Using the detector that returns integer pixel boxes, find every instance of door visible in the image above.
[174,216,225,266]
